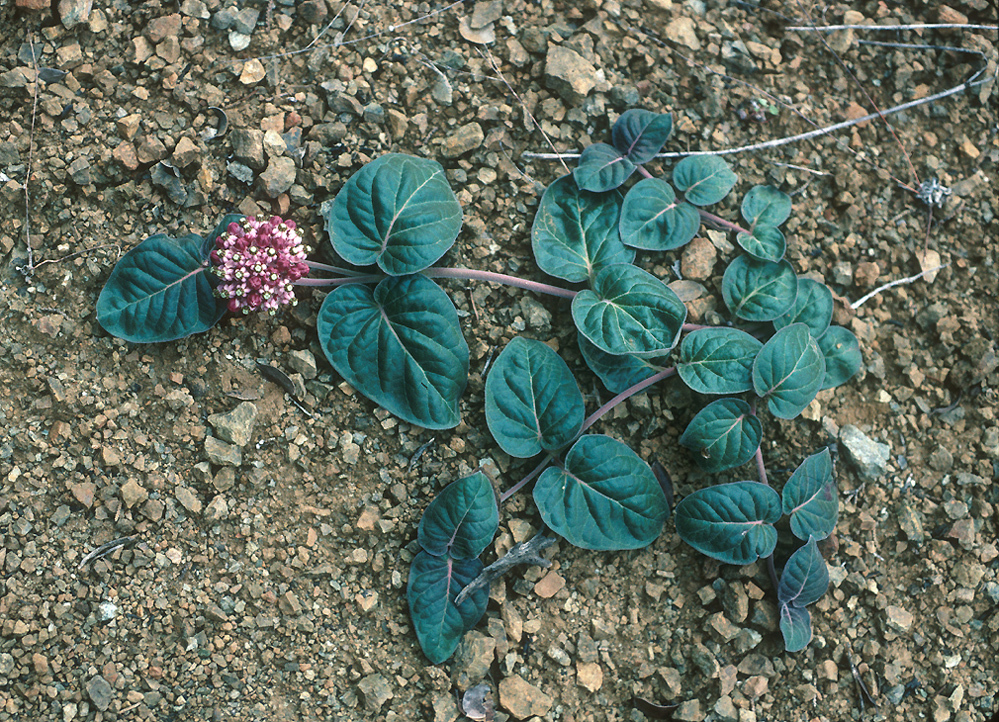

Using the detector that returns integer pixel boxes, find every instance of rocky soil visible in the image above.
[1,1,997,721]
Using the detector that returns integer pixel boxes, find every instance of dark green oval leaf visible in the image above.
[532,175,634,283]
[773,278,833,337]
[736,225,787,262]
[722,255,798,321]
[778,538,829,652]
[97,233,226,343]
[611,109,673,164]
[679,398,762,473]
[533,435,669,550]
[322,153,462,275]
[675,481,781,565]
[407,551,488,664]
[578,335,664,394]
[485,337,584,458]
[817,326,862,390]
[573,142,637,192]
[741,185,792,228]
[418,472,499,559]
[620,177,701,251]
[779,603,813,654]
[317,274,468,429]
[673,155,738,206]
[572,264,687,358]
[753,323,825,420]
[677,328,763,395]
[782,449,837,542]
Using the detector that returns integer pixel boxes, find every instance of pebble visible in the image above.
[150,162,188,205]
[442,122,484,158]
[674,699,704,722]
[174,486,203,514]
[715,579,749,623]
[714,695,739,722]
[452,632,496,689]
[928,445,954,472]
[897,500,925,543]
[208,401,258,447]
[838,424,890,481]
[498,674,552,719]
[71,482,96,508]
[743,675,769,699]
[680,236,717,280]
[232,7,260,34]
[690,643,719,678]
[885,604,914,633]
[68,157,92,185]
[533,570,564,598]
[239,59,267,85]
[59,0,92,28]
[120,478,148,508]
[204,495,228,522]
[205,436,242,466]
[665,17,701,51]
[357,673,393,712]
[86,675,113,711]
[259,156,297,198]
[576,662,603,692]
[172,137,200,168]
[287,349,318,379]
[544,46,599,105]
[96,601,118,622]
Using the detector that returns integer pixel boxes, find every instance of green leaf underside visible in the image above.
[534,435,668,550]
[817,326,862,390]
[737,226,787,262]
[680,398,762,473]
[572,264,687,358]
[674,481,781,565]
[573,142,637,192]
[722,255,798,321]
[620,177,701,251]
[317,274,468,429]
[677,328,763,395]
[778,538,829,652]
[741,185,792,229]
[673,155,738,206]
[97,233,226,343]
[407,551,488,664]
[485,338,584,458]
[611,109,673,165]
[532,175,634,283]
[753,323,825,419]
[323,153,462,276]
[773,278,833,337]
[417,472,499,559]
[782,448,837,541]
[578,336,663,394]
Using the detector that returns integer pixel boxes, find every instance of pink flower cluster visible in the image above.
[211,216,311,314]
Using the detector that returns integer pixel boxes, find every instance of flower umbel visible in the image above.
[211,216,311,314]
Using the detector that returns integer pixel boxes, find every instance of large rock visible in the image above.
[545,46,599,105]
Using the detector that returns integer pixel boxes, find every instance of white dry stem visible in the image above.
[850,264,950,309]
[787,23,999,32]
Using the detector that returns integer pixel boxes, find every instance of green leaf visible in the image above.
[572,264,687,358]
[418,472,499,559]
[722,255,798,322]
[677,328,763,395]
[736,225,787,262]
[532,175,634,283]
[578,335,664,394]
[407,551,488,664]
[322,153,462,275]
[773,278,833,337]
[782,449,837,542]
[317,274,468,429]
[741,185,792,228]
[752,323,825,419]
[485,338,584,458]
[573,142,637,192]
[778,538,829,652]
[679,398,762,473]
[674,481,781,565]
[611,109,673,164]
[533,435,669,551]
[817,326,862,390]
[619,177,701,251]
[672,155,738,206]
[97,232,227,343]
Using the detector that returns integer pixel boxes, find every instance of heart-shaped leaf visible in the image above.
[722,255,798,322]
[611,109,673,164]
[753,323,825,419]
[736,225,787,262]
[573,142,637,192]
[619,177,701,251]
[673,155,738,206]
[782,449,837,541]
[322,153,462,275]
[674,481,781,565]
[741,185,792,228]
[778,538,829,652]
[817,326,862,390]
[578,335,664,394]
[97,232,227,343]
[408,551,488,664]
[317,274,468,429]
[572,264,687,358]
[532,175,634,282]
[534,435,669,550]
[418,472,499,559]
[677,328,763,395]
[485,337,584,458]
[679,398,762,473]
[773,278,833,337]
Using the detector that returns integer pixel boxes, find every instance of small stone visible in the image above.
[442,122,484,158]
[743,675,769,699]
[113,142,138,171]
[136,136,168,164]
[287,349,318,379]
[451,631,495,689]
[68,157,92,185]
[386,109,409,140]
[16,0,51,10]
[205,436,242,466]
[204,495,228,522]
[259,156,297,198]
[239,59,266,85]
[707,611,742,642]
[433,693,460,722]
[180,0,209,19]
[818,659,839,681]
[172,137,200,167]
[32,653,49,676]
[690,643,719,678]
[928,445,954,472]
[839,425,890,481]
[576,662,603,692]
[175,486,203,514]
[357,674,393,712]
[96,601,117,621]
[665,16,701,51]
[120,478,148,508]
[233,7,260,34]
[298,0,328,24]
[716,580,749,623]
[499,674,553,719]
[71,482,96,508]
[146,13,181,43]
[208,402,258,447]
[534,571,565,598]
[117,114,142,140]
[86,675,113,711]
[544,45,599,105]
[885,605,913,633]
[263,129,287,158]
[674,699,704,722]
[58,0,93,28]
[681,236,717,280]
[713,696,739,722]
[897,500,925,544]
[229,32,251,52]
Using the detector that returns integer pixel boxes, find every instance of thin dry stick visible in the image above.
[788,22,998,31]
[850,263,950,309]
[19,33,41,281]
[78,535,138,569]
[454,532,555,606]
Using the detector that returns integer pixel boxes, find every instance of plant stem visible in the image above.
[305,260,370,276]
[500,454,553,503]
[699,209,749,236]
[293,275,381,287]
[424,267,577,300]
[749,399,780,591]
[682,323,712,332]
[580,366,676,435]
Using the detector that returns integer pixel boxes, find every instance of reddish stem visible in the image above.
[424,267,577,299]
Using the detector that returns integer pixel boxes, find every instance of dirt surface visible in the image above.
[1,1,997,721]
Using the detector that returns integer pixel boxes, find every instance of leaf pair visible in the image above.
[573,109,673,192]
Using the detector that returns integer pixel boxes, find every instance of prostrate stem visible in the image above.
[424,267,577,299]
